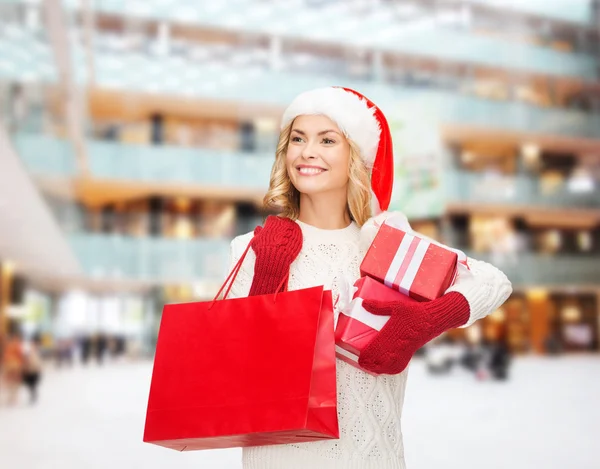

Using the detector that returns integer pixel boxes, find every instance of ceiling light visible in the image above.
[521,143,540,166]
[461,150,475,164]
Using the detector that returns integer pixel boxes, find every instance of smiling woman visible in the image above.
[264,114,372,226]
[224,86,512,469]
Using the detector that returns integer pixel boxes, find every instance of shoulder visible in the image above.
[230,231,254,259]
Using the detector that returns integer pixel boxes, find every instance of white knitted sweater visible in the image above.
[227,217,512,469]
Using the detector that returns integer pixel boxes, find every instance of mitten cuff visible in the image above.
[249,247,294,296]
[423,292,471,332]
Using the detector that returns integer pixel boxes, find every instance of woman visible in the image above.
[1,331,24,406]
[22,335,43,404]
[228,87,512,469]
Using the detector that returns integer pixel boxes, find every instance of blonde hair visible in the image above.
[263,121,373,227]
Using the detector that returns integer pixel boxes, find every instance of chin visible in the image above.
[292,180,330,195]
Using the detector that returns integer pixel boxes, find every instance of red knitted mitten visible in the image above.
[358,292,470,375]
[249,216,303,296]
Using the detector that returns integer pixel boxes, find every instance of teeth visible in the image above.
[299,167,324,175]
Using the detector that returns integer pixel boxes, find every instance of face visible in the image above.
[286,115,351,197]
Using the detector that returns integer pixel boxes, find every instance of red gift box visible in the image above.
[335,276,419,375]
[360,223,458,302]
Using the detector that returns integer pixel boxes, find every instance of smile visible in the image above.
[297,166,326,176]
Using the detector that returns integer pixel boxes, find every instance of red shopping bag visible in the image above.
[143,242,339,451]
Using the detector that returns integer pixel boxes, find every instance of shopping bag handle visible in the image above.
[273,272,289,303]
[208,239,290,309]
[209,240,254,309]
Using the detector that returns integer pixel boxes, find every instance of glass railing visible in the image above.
[16,134,600,209]
[13,133,77,176]
[2,25,599,136]
[69,233,231,282]
[12,73,600,142]
[68,232,600,286]
[445,170,600,208]
[14,133,274,188]
[84,57,600,138]
[60,0,598,79]
[437,94,600,139]
[464,251,600,286]
[458,0,594,25]
[87,140,273,187]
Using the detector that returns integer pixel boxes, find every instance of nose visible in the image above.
[301,140,318,160]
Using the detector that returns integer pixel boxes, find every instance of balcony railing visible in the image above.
[446,170,600,209]
[464,251,600,286]
[461,0,593,25]
[14,133,273,188]
[68,233,600,286]
[70,233,231,282]
[15,134,600,210]
[15,134,600,208]
[87,140,273,187]
[14,133,77,176]
[61,0,598,79]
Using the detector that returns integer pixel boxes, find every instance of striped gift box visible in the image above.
[360,223,459,302]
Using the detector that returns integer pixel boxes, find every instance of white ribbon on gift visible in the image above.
[383,232,430,295]
[381,214,470,294]
[342,297,390,332]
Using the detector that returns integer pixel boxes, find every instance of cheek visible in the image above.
[285,149,299,180]
[329,148,351,177]
[285,147,298,167]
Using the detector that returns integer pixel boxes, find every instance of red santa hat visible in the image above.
[280,86,394,214]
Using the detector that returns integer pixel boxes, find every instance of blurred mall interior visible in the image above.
[1,0,600,368]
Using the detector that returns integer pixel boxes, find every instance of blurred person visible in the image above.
[487,335,512,381]
[22,334,43,404]
[55,337,75,368]
[474,338,493,381]
[6,82,28,133]
[460,341,484,373]
[1,330,24,406]
[79,335,92,365]
[424,335,462,375]
[544,331,563,355]
[226,87,512,469]
[95,333,107,365]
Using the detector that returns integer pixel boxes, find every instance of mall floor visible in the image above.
[0,355,598,469]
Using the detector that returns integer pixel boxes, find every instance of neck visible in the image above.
[297,191,352,230]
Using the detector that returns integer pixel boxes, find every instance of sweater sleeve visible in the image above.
[223,232,255,300]
[445,257,512,328]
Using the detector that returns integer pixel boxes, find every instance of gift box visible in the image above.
[335,276,419,375]
[360,223,459,302]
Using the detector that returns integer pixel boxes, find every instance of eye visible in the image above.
[291,136,303,143]
[322,138,335,144]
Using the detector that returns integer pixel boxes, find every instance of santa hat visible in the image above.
[280,86,394,213]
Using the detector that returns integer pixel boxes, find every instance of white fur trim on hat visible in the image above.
[281,87,381,168]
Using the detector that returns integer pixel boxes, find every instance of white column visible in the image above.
[156,21,171,57]
[372,50,384,82]
[269,36,283,72]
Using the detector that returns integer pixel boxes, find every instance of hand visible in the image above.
[358,292,470,375]
[249,216,303,296]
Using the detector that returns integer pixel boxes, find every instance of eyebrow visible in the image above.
[291,129,341,136]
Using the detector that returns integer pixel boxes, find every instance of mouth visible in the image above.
[296,165,327,176]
